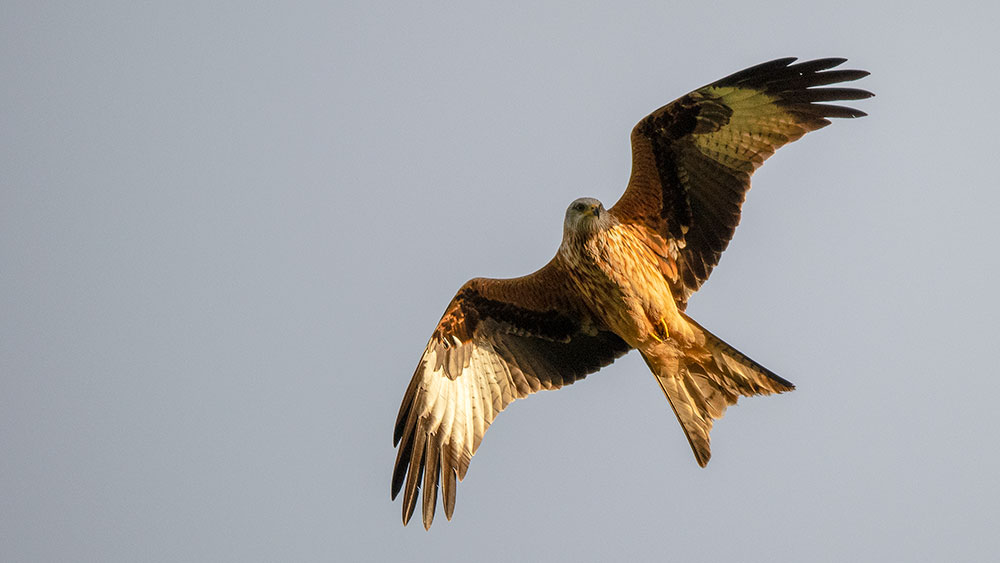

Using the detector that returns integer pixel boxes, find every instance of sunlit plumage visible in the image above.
[392,57,873,529]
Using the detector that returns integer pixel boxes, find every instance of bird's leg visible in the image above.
[651,317,669,342]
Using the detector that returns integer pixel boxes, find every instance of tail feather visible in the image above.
[685,314,795,394]
[642,315,793,467]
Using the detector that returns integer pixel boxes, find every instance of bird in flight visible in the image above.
[392,57,872,529]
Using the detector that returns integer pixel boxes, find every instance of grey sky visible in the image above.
[3,1,998,561]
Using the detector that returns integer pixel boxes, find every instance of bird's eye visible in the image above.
[574,203,585,212]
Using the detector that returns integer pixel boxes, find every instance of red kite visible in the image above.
[392,57,872,529]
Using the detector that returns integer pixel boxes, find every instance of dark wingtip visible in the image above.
[811,103,869,119]
[391,426,415,500]
[714,57,797,86]
[718,57,872,95]
[789,57,848,73]
[390,463,405,501]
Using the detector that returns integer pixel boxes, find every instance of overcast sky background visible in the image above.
[4,1,999,561]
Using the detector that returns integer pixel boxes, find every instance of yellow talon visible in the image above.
[651,317,669,342]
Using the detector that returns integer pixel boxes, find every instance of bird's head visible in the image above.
[563,197,611,237]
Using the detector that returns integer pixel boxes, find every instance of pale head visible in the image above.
[563,197,612,237]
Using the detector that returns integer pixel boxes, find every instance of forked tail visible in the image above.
[641,315,794,467]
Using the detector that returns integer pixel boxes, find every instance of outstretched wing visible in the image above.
[391,260,630,529]
[611,57,873,307]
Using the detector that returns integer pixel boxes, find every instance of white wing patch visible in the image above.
[411,339,518,485]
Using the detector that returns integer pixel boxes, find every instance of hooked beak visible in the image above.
[591,206,601,218]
